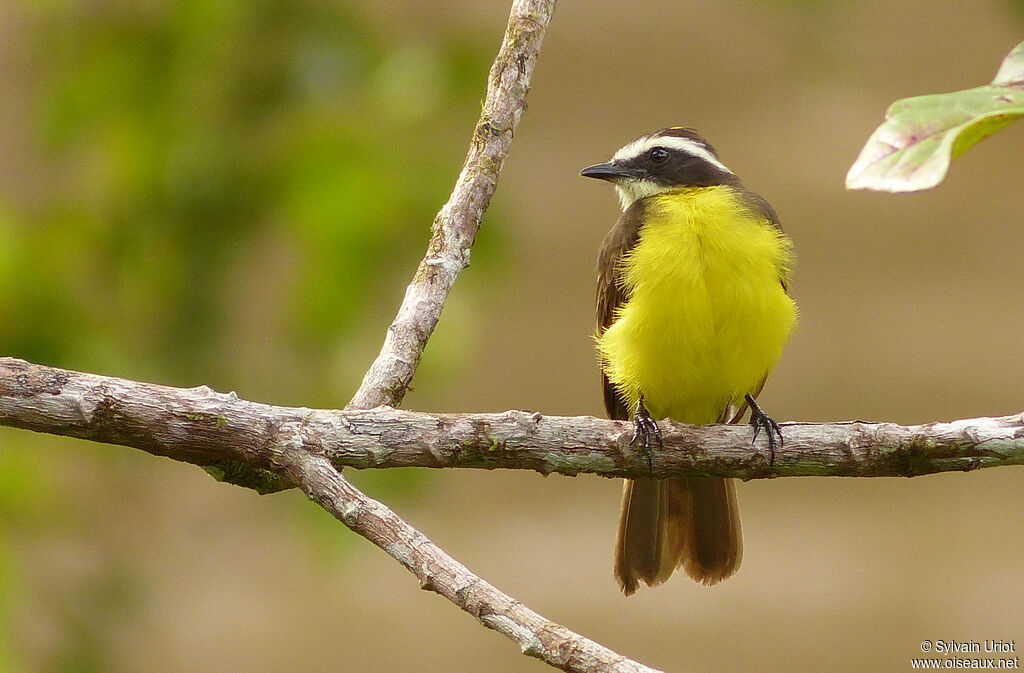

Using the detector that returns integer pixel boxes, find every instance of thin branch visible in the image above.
[306,2,650,670]
[347,0,550,411]
[327,1,649,669]
[232,1,653,670]
[319,2,652,668]
[4,358,1022,481]
[276,450,661,673]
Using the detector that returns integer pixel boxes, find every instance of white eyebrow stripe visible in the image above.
[611,135,733,175]
[610,137,653,163]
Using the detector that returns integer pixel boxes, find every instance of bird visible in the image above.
[581,127,797,594]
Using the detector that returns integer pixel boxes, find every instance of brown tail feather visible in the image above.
[615,476,742,594]
[614,478,662,594]
[677,477,743,585]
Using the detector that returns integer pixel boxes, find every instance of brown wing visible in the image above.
[596,200,646,421]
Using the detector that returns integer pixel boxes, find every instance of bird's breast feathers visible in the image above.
[597,186,797,424]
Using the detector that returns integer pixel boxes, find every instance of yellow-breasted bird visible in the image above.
[581,127,797,594]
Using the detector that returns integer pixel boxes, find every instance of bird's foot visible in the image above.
[630,398,662,473]
[744,393,782,467]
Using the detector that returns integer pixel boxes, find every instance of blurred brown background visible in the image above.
[1,1,1023,672]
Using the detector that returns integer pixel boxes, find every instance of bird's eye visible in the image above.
[649,147,669,164]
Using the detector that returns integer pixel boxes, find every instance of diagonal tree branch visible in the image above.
[347,0,549,412]
[4,357,1022,482]
[277,450,661,673]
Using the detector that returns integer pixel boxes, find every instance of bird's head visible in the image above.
[581,127,737,210]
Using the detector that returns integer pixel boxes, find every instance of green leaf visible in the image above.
[846,40,1024,192]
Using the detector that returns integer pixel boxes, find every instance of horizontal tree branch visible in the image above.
[3,357,1022,481]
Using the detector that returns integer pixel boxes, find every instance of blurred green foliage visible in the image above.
[0,1,497,669]
[2,0,491,398]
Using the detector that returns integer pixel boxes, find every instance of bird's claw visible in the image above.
[745,394,782,467]
[629,399,662,473]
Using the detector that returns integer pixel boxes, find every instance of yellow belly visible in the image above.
[597,187,797,424]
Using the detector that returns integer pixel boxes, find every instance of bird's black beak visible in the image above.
[580,162,640,181]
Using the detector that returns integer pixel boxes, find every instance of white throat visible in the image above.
[613,180,675,211]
